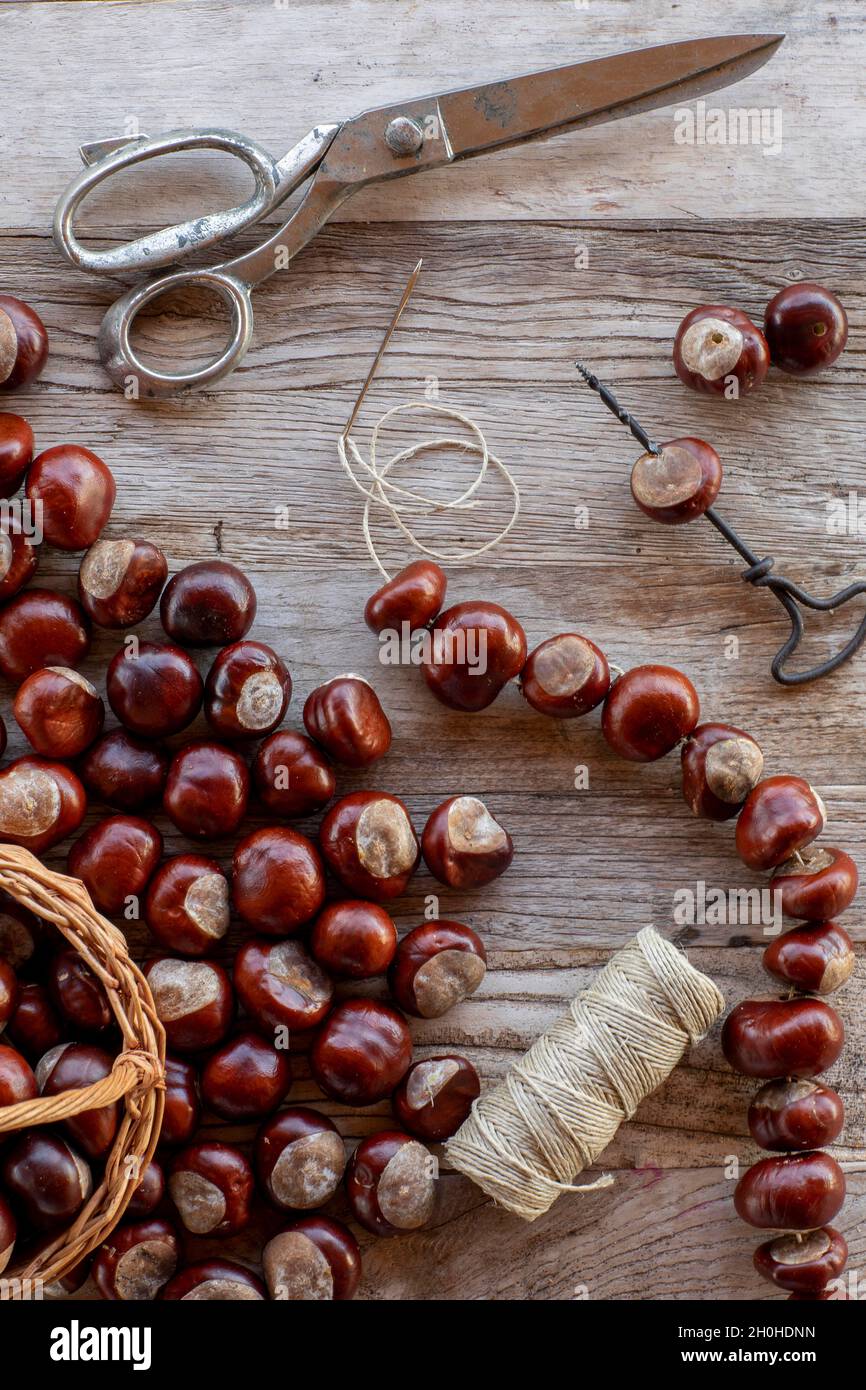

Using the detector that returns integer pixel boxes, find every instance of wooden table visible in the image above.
[2,0,864,1301]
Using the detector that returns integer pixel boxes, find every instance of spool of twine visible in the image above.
[445,927,724,1222]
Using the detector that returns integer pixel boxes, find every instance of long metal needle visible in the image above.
[342,258,423,440]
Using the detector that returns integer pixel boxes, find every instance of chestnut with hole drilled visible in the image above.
[0,957,17,1031]
[602,664,699,762]
[161,560,256,647]
[0,1041,37,1105]
[78,537,167,628]
[734,1151,845,1230]
[0,294,49,391]
[0,589,91,685]
[389,920,487,1018]
[722,997,843,1078]
[673,305,770,397]
[67,814,162,916]
[26,444,116,551]
[162,1259,266,1301]
[681,722,763,820]
[1,1132,91,1231]
[520,632,610,717]
[168,1141,254,1237]
[392,1054,481,1141]
[144,957,233,1053]
[735,775,826,872]
[770,846,858,922]
[49,947,113,1034]
[36,1041,119,1159]
[232,826,326,935]
[421,795,513,888]
[422,600,527,711]
[365,559,446,634]
[159,1055,200,1147]
[318,791,419,901]
[754,1227,847,1293]
[765,283,848,375]
[748,1079,844,1153]
[251,729,335,818]
[145,854,229,956]
[0,517,39,600]
[92,1218,180,1300]
[204,639,291,740]
[346,1130,437,1236]
[163,740,250,840]
[0,756,87,855]
[631,437,722,524]
[0,411,33,494]
[107,640,203,738]
[6,982,62,1060]
[234,936,333,1034]
[200,1029,291,1120]
[303,674,392,767]
[255,1106,346,1211]
[309,900,397,979]
[14,666,104,759]
[763,921,855,996]
[79,729,170,812]
[263,1215,361,1301]
[310,997,412,1106]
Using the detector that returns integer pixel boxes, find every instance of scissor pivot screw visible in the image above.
[384,116,424,156]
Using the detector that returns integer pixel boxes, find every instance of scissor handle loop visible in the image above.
[53,128,282,275]
[97,266,254,398]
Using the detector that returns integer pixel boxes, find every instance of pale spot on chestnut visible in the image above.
[405,1057,460,1109]
[79,539,135,599]
[235,669,285,730]
[704,736,764,804]
[270,1131,346,1210]
[264,1230,333,1301]
[413,948,486,1018]
[115,1238,178,1301]
[184,872,230,940]
[183,1279,263,1301]
[531,634,596,696]
[147,959,222,1021]
[678,316,744,380]
[357,798,418,879]
[632,445,702,509]
[269,940,332,1008]
[0,312,17,384]
[0,764,61,837]
[448,796,507,855]
[769,1230,832,1265]
[168,1170,226,1235]
[377,1139,436,1230]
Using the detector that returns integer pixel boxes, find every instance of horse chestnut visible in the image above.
[0,411,33,494]
[144,957,233,1053]
[764,283,848,374]
[631,438,722,524]
[204,639,291,740]
[390,921,487,1018]
[1,1132,91,1231]
[365,560,446,634]
[107,640,203,738]
[303,675,392,767]
[162,1259,266,1301]
[0,294,49,391]
[392,1054,481,1141]
[0,1194,15,1274]
[0,894,41,970]
[26,444,116,550]
[734,1151,845,1230]
[770,846,858,922]
[754,1228,847,1293]
[309,900,397,979]
[234,937,333,1034]
[200,1029,291,1119]
[232,826,326,934]
[310,998,412,1105]
[263,1216,361,1301]
[0,589,91,684]
[0,756,87,854]
[251,729,335,818]
[681,722,764,820]
[49,947,113,1033]
[255,1107,346,1211]
[722,997,844,1078]
[92,1218,179,1300]
[79,729,170,811]
[14,666,104,758]
[763,921,855,996]
[748,1078,844,1153]
[318,791,420,901]
[6,982,62,1060]
[160,560,256,646]
[36,1041,118,1158]
[168,1141,254,1237]
[145,854,229,956]
[602,665,699,761]
[421,795,513,888]
[520,632,610,716]
[78,537,167,628]
[673,305,769,396]
[346,1130,437,1236]
[422,600,527,711]
[0,957,16,1031]
[736,775,826,871]
[126,1160,165,1218]
[67,814,162,915]
[0,1041,37,1105]
[0,517,39,600]
[163,740,250,839]
[159,1054,200,1147]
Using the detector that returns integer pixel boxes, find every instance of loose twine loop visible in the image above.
[445,928,725,1222]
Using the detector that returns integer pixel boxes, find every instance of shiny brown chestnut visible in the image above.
[390,920,487,1019]
[144,957,233,1053]
[92,1218,179,1300]
[0,893,39,971]
[734,1151,845,1230]
[200,1029,291,1120]
[422,600,527,711]
[263,1215,361,1301]
[0,517,39,600]
[303,675,391,767]
[42,1254,94,1298]
[14,666,104,759]
[126,1159,165,1218]
[673,305,770,396]
[346,1130,436,1237]
[163,740,249,839]
[681,722,764,821]
[67,814,162,917]
[159,1055,200,1147]
[0,589,91,684]
[0,957,16,1031]
[754,1227,847,1293]
[421,795,513,888]
[234,937,333,1034]
[765,283,848,375]
[392,1054,481,1141]
[79,729,170,812]
[722,997,844,1079]
[145,854,229,956]
[36,1041,118,1159]
[26,444,116,550]
[107,640,203,738]
[631,437,722,524]
[162,1259,266,1301]
[252,729,335,818]
[78,538,168,628]
[0,295,49,392]
[1,1132,91,1231]
[365,559,447,635]
[168,1141,254,1237]
[255,1106,346,1211]
[204,639,291,740]
[0,411,33,494]
[748,1078,844,1153]
[0,756,87,854]
[160,560,256,647]
[310,998,412,1106]
[602,664,700,762]
[770,846,858,922]
[318,791,420,902]
[0,1194,15,1275]
[736,775,826,871]
[232,826,326,935]
[520,632,610,716]
[309,900,397,979]
[49,947,113,1033]
[0,1041,38,1105]
[763,922,855,996]
[6,982,62,1060]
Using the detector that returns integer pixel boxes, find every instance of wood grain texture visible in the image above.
[2,0,865,1304]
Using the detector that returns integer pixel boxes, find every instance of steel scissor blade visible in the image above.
[438,34,784,160]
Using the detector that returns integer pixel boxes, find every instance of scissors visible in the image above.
[54,33,782,398]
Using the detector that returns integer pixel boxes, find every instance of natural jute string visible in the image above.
[445,927,725,1222]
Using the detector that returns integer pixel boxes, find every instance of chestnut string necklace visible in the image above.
[338,266,858,1297]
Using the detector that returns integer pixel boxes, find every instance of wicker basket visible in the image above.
[0,844,165,1294]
